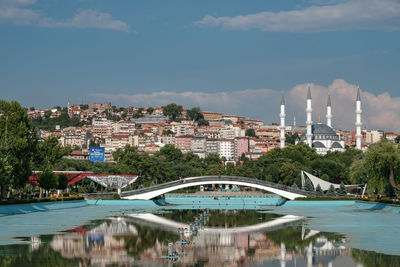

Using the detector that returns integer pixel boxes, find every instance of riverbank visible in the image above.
[0,200,88,217]
[0,196,84,205]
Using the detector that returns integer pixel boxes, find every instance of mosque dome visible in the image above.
[331,142,343,149]
[313,141,326,148]
[312,124,337,135]
[300,123,340,141]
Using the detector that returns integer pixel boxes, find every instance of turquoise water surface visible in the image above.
[0,199,399,266]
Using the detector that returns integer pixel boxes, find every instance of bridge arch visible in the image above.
[121,176,308,200]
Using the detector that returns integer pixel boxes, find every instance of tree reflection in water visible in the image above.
[0,209,399,266]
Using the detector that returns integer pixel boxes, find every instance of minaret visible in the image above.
[280,92,286,149]
[306,87,313,148]
[355,86,362,150]
[326,93,332,128]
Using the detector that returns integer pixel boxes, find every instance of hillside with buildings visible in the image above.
[28,101,398,163]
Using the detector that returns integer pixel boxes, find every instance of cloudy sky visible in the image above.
[1,0,400,131]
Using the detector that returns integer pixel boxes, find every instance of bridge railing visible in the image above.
[120,176,318,197]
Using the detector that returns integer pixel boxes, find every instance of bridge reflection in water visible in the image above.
[40,209,355,267]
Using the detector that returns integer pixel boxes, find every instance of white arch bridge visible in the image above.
[120,176,315,200]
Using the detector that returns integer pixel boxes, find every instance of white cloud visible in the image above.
[91,89,279,114]
[287,79,400,131]
[0,1,131,32]
[0,0,36,5]
[91,79,400,132]
[39,9,131,32]
[194,0,400,32]
[0,6,39,24]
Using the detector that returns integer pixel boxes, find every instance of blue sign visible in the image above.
[89,147,105,163]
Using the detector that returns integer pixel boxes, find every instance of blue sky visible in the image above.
[1,0,400,130]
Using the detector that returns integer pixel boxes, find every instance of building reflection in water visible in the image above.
[35,210,362,267]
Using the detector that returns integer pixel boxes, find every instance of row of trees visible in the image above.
[47,139,400,196]
[0,100,71,199]
[162,103,209,125]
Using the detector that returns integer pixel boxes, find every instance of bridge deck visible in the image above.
[120,176,317,199]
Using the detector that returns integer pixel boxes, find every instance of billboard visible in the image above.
[89,147,105,163]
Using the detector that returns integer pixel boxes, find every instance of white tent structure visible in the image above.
[87,175,138,194]
[301,171,360,191]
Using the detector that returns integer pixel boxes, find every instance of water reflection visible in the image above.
[1,209,400,267]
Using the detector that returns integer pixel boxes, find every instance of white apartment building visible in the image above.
[92,118,114,137]
[158,135,176,145]
[220,126,235,139]
[59,127,89,149]
[191,136,206,158]
[218,139,235,161]
[113,121,136,134]
[365,130,384,144]
[105,134,129,149]
[170,122,195,136]
[205,139,218,155]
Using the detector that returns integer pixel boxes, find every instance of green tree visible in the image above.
[156,144,183,163]
[205,164,225,176]
[147,107,154,114]
[57,174,69,191]
[349,157,368,185]
[162,103,183,121]
[363,140,400,191]
[87,181,97,193]
[285,133,299,145]
[0,100,37,199]
[326,184,337,196]
[338,182,347,196]
[187,107,204,121]
[304,178,314,191]
[316,184,324,196]
[321,173,330,181]
[245,128,257,138]
[204,154,221,166]
[89,139,100,147]
[197,119,209,126]
[34,135,70,171]
[38,169,58,196]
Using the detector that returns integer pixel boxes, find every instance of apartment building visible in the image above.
[92,118,114,137]
[175,135,193,153]
[59,127,89,149]
[205,139,218,155]
[235,137,249,160]
[113,121,136,134]
[158,135,176,145]
[191,136,206,158]
[105,134,129,149]
[218,139,235,161]
[220,126,235,139]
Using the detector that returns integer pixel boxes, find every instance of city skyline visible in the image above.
[1,0,400,131]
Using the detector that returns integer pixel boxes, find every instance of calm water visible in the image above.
[1,206,400,267]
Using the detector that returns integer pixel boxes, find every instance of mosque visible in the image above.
[279,86,362,155]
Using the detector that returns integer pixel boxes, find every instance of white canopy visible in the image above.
[87,175,138,189]
[302,171,360,191]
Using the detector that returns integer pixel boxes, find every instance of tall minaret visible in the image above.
[326,93,332,128]
[280,92,286,149]
[306,87,313,147]
[355,86,362,150]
